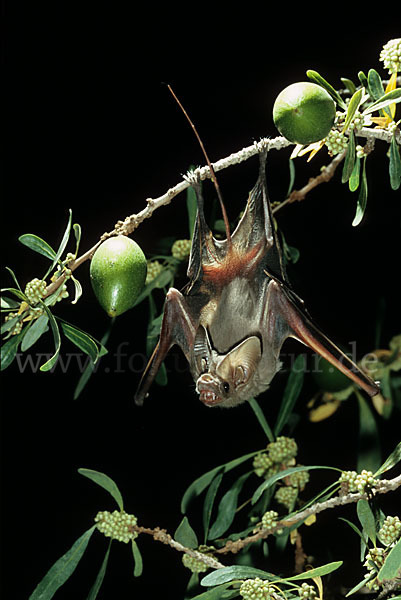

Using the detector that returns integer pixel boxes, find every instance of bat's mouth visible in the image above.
[199,389,222,406]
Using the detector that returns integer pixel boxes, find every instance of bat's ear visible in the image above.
[216,336,262,388]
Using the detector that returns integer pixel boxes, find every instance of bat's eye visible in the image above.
[223,382,230,393]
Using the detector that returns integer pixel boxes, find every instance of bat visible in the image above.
[134,98,380,408]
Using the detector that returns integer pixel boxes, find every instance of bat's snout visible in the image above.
[197,373,222,407]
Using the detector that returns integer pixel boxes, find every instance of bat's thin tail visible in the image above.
[167,84,232,244]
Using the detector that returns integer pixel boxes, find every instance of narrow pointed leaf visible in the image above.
[341,77,357,95]
[1,329,26,370]
[342,89,363,132]
[132,540,143,577]
[21,314,49,351]
[338,517,365,542]
[54,209,73,264]
[248,397,274,442]
[375,441,401,477]
[86,541,111,600]
[78,468,124,511]
[252,465,340,505]
[280,561,343,581]
[181,451,259,514]
[71,275,83,305]
[1,314,20,334]
[59,320,100,363]
[352,156,368,227]
[73,223,82,256]
[5,266,23,290]
[356,499,376,545]
[201,565,277,586]
[274,354,305,436]
[306,70,346,109]
[19,234,57,261]
[377,538,401,583]
[367,68,385,101]
[29,525,96,600]
[363,88,401,115]
[192,582,237,599]
[203,471,224,542]
[342,130,356,183]
[208,472,251,540]
[187,182,198,240]
[389,135,401,191]
[349,155,361,192]
[1,296,20,310]
[174,516,199,549]
[39,305,61,372]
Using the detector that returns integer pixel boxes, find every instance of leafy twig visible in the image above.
[215,473,401,555]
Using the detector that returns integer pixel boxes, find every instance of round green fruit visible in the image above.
[273,82,336,145]
[90,235,147,317]
[312,356,351,392]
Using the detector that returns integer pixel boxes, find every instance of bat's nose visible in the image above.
[199,373,214,383]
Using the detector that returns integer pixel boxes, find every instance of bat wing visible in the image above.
[266,279,380,397]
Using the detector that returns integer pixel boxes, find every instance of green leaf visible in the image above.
[341,77,357,95]
[29,525,96,600]
[377,538,401,582]
[274,354,305,436]
[132,540,143,577]
[201,565,277,586]
[174,516,199,549]
[248,398,274,442]
[342,131,356,184]
[366,69,393,118]
[306,70,346,109]
[358,71,368,90]
[1,296,20,310]
[78,468,124,511]
[1,314,21,334]
[352,156,368,227]
[73,223,82,257]
[389,135,401,191]
[39,304,61,372]
[363,88,401,115]
[349,155,361,192]
[59,320,100,363]
[181,451,259,514]
[338,517,365,542]
[208,472,251,540]
[342,88,364,132]
[286,157,296,197]
[70,275,83,305]
[0,329,25,370]
[280,561,343,582]
[252,465,339,505]
[203,471,224,542]
[356,392,381,473]
[86,541,111,600]
[21,314,49,352]
[4,266,23,290]
[356,499,376,545]
[375,441,401,477]
[345,574,376,597]
[19,234,57,261]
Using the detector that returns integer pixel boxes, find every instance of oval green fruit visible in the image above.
[312,356,352,393]
[273,82,336,145]
[90,235,147,317]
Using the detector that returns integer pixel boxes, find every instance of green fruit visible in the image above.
[312,356,351,392]
[273,82,336,145]
[90,235,147,317]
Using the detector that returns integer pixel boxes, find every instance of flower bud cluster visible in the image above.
[298,583,317,600]
[4,312,23,335]
[379,515,401,546]
[181,545,214,573]
[274,485,298,511]
[364,546,386,591]
[339,470,377,493]
[171,239,191,260]
[261,510,282,534]
[380,38,401,74]
[325,129,348,155]
[240,577,272,600]
[95,510,138,543]
[145,260,163,284]
[253,437,297,479]
[25,278,47,305]
[288,468,310,491]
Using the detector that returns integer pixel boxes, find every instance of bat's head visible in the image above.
[192,327,268,408]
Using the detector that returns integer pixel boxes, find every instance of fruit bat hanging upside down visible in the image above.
[134,152,379,408]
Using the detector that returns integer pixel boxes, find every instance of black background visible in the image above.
[2,5,400,599]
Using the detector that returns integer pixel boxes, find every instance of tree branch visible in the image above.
[216,473,401,555]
